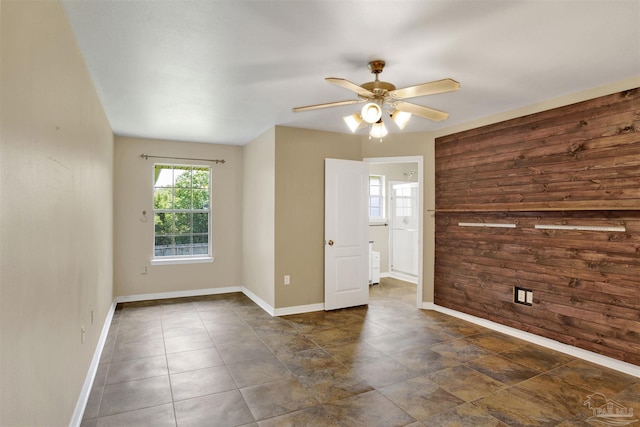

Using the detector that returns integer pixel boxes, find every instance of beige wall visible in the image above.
[273,127,361,308]
[242,128,276,306]
[113,137,243,297]
[0,1,114,425]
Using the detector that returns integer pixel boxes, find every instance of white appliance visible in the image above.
[370,248,380,285]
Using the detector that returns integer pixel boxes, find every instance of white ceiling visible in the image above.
[61,0,640,146]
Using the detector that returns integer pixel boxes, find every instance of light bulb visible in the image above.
[361,103,382,124]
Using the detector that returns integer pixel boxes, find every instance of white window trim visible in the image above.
[369,174,386,224]
[150,256,215,266]
[152,163,213,263]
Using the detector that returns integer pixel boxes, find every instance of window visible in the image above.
[394,185,414,217]
[369,175,385,222]
[153,164,211,262]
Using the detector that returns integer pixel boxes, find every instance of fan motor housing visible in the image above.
[363,60,395,96]
[361,80,396,94]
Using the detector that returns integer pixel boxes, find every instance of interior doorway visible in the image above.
[364,156,424,308]
[390,181,419,281]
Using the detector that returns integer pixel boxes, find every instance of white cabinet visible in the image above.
[370,251,380,285]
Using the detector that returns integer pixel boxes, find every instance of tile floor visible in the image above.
[82,278,639,426]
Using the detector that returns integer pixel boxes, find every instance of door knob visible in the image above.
[328,240,334,246]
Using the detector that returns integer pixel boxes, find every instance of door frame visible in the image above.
[364,156,424,308]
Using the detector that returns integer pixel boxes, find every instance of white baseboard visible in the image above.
[273,303,325,316]
[241,287,275,316]
[389,271,418,284]
[423,303,640,378]
[69,300,117,427]
[241,287,325,317]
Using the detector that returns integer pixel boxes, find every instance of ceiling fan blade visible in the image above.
[292,99,363,112]
[389,78,460,100]
[395,101,449,121]
[325,78,375,98]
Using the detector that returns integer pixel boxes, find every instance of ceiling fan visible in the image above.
[292,60,460,139]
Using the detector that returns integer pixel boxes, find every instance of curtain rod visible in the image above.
[140,154,225,164]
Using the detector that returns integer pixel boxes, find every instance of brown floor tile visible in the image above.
[294,365,374,403]
[162,324,207,339]
[323,341,385,365]
[473,386,573,426]
[467,354,540,385]
[240,378,318,421]
[261,332,320,357]
[305,326,361,347]
[379,375,465,420]
[216,339,275,364]
[463,331,523,353]
[93,403,175,427]
[323,390,416,427]
[115,322,163,344]
[614,381,640,406]
[226,356,292,388]
[111,338,165,362]
[364,331,434,355]
[105,355,168,385]
[421,402,509,426]
[348,355,419,388]
[430,338,493,363]
[279,347,343,376]
[429,364,505,401]
[514,373,595,417]
[166,347,224,374]
[550,359,638,396]
[174,389,255,427]
[429,317,487,338]
[163,333,213,354]
[170,365,237,401]
[257,405,342,427]
[390,347,459,374]
[98,376,172,417]
[499,342,575,371]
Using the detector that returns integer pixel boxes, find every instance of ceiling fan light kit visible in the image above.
[390,110,412,130]
[343,113,363,132]
[360,102,383,124]
[369,119,388,139]
[293,59,460,141]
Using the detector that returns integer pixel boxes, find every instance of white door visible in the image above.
[324,158,369,311]
[390,182,419,277]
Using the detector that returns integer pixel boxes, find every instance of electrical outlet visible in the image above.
[526,290,533,304]
[514,286,533,306]
[81,325,86,344]
[141,266,147,275]
[284,275,290,285]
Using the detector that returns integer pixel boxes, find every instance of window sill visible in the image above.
[150,256,215,266]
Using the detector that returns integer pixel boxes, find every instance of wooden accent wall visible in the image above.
[434,89,640,365]
[436,89,640,212]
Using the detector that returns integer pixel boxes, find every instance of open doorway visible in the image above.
[364,156,423,308]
